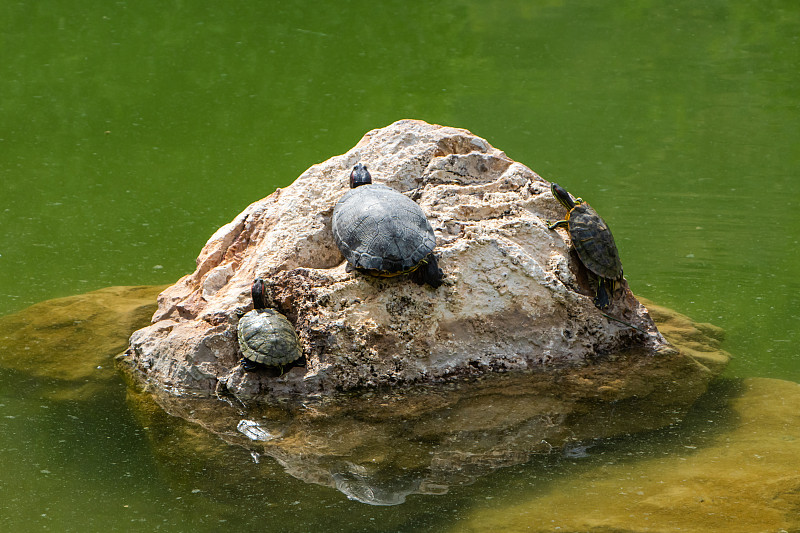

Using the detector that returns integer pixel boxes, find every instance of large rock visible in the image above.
[122,120,685,398]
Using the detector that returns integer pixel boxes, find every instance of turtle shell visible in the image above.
[332,183,436,274]
[237,308,301,366]
[567,202,623,280]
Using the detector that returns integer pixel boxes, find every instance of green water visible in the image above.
[2,1,799,530]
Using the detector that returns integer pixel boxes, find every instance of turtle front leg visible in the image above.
[547,219,569,231]
[239,357,259,372]
[410,254,444,288]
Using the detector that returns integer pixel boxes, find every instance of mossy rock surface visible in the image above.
[640,296,730,374]
[455,377,800,533]
[0,285,165,399]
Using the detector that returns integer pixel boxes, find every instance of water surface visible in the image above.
[2,1,799,531]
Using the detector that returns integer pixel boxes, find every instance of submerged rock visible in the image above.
[0,285,164,400]
[121,119,688,398]
[640,296,729,375]
[456,377,800,533]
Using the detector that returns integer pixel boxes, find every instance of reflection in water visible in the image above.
[135,346,719,505]
[237,419,280,442]
[331,462,421,506]
[0,284,731,509]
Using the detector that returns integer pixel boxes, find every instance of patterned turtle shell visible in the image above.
[237,307,302,366]
[332,183,436,275]
[566,202,623,281]
[549,183,623,309]
[237,278,301,367]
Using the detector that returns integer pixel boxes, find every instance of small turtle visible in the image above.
[331,163,443,288]
[548,183,623,309]
[236,278,302,372]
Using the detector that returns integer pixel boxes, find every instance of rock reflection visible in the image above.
[331,462,421,506]
[137,347,722,505]
[237,419,280,441]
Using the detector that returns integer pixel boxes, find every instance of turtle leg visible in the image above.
[240,357,259,372]
[593,278,611,309]
[547,219,569,231]
[410,254,444,288]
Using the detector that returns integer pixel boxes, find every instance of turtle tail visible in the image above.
[410,254,444,288]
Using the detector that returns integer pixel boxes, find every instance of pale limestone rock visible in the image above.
[122,119,674,398]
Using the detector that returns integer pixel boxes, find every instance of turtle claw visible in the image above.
[240,357,259,372]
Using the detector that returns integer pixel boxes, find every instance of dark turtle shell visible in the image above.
[567,202,623,281]
[332,183,436,275]
[237,308,301,366]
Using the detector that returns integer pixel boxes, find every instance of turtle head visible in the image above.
[251,278,268,310]
[349,163,372,188]
[551,183,577,211]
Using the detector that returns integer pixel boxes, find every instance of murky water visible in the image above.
[2,1,799,531]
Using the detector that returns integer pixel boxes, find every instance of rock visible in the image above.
[0,285,165,400]
[122,119,688,399]
[455,377,800,533]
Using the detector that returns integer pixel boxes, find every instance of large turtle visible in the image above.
[332,163,443,288]
[236,278,302,372]
[548,183,623,309]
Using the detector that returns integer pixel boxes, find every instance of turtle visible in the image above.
[331,163,444,288]
[548,182,623,309]
[236,278,302,372]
